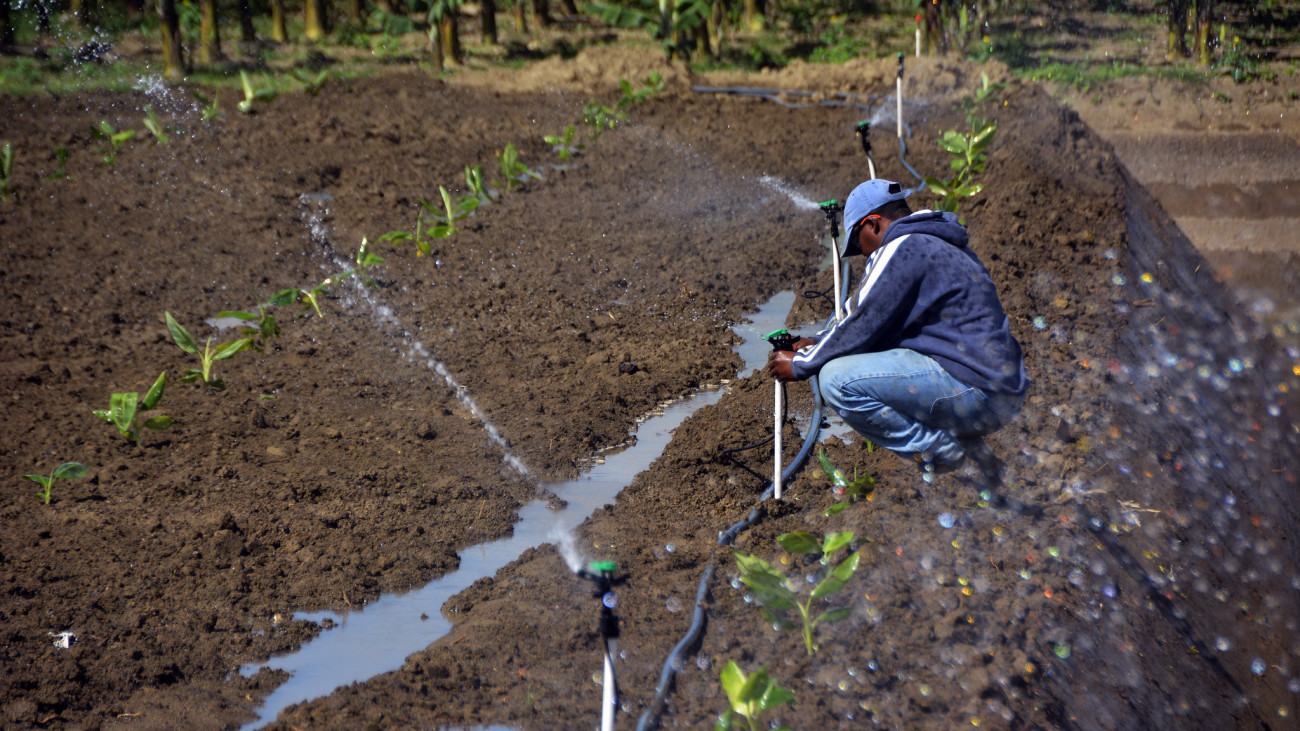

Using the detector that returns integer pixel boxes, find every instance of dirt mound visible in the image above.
[1,57,1296,730]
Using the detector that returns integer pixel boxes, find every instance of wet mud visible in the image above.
[1,54,1297,730]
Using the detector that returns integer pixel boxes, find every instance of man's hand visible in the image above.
[791,337,816,351]
[767,349,797,382]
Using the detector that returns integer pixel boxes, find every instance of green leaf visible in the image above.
[719,661,745,710]
[141,371,166,410]
[22,474,53,488]
[811,551,860,599]
[165,312,200,354]
[206,378,226,390]
[213,337,252,360]
[217,310,259,320]
[143,415,174,430]
[713,711,734,731]
[92,409,112,422]
[822,530,854,557]
[736,665,770,706]
[268,289,298,307]
[758,678,795,713]
[733,551,796,610]
[380,231,412,242]
[110,391,139,436]
[53,462,88,480]
[821,502,848,517]
[813,606,853,626]
[181,369,202,382]
[958,182,985,197]
[360,252,385,267]
[776,532,819,555]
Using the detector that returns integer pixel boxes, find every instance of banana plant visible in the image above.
[90,121,135,165]
[93,371,174,444]
[238,70,277,114]
[190,89,225,122]
[142,104,178,143]
[496,143,540,191]
[543,124,584,161]
[714,662,794,731]
[464,164,496,204]
[923,118,996,214]
[165,312,253,389]
[352,237,385,287]
[216,289,298,350]
[816,448,875,516]
[292,68,333,96]
[24,462,88,505]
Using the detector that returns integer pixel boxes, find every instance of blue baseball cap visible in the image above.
[840,179,912,257]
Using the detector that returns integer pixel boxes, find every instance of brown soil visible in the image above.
[2,47,1297,730]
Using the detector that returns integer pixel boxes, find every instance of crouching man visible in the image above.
[768,179,1029,480]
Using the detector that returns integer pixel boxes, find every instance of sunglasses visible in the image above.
[848,214,881,250]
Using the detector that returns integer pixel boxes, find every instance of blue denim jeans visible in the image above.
[817,349,1024,464]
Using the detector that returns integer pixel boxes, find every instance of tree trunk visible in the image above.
[305,0,327,41]
[560,0,576,16]
[439,11,460,64]
[479,0,496,44]
[239,0,256,41]
[1195,0,1214,66]
[158,0,185,79]
[742,0,763,32]
[271,0,289,41]
[1165,0,1188,60]
[198,0,222,64]
[513,0,526,33]
[347,0,363,24]
[530,0,549,29]
[923,0,942,54]
[706,0,722,59]
[428,23,443,71]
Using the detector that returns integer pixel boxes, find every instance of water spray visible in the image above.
[577,560,626,731]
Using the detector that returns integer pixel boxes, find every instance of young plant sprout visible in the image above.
[420,185,478,236]
[543,124,584,161]
[216,289,298,350]
[190,89,224,122]
[238,70,277,114]
[165,312,253,389]
[90,121,135,166]
[352,237,385,287]
[93,371,174,444]
[616,71,664,109]
[923,118,996,214]
[23,462,89,505]
[48,146,70,181]
[581,100,626,141]
[291,68,333,96]
[733,530,861,655]
[0,142,13,202]
[142,104,175,144]
[714,661,794,731]
[464,165,496,204]
[296,271,349,318]
[816,448,875,516]
[380,211,435,257]
[496,143,541,191]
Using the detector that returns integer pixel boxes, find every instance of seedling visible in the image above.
[165,311,253,389]
[733,531,860,655]
[496,143,541,191]
[238,70,277,114]
[90,121,135,166]
[543,124,584,161]
[142,104,178,143]
[216,289,298,350]
[0,142,13,201]
[616,71,664,109]
[190,89,225,122]
[581,100,626,141]
[93,371,174,444]
[464,165,496,204]
[923,117,996,214]
[816,448,875,516]
[23,462,88,505]
[714,661,794,731]
[352,236,385,287]
[292,68,333,96]
[48,146,70,180]
[420,185,478,234]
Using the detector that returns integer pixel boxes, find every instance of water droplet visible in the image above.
[838,679,850,692]
[731,577,743,590]
[1287,677,1300,693]
[1229,358,1244,373]
[665,596,683,613]
[1216,637,1231,652]
[1020,569,1032,580]
[1048,547,1061,558]
[603,591,618,609]
[743,593,754,604]
[919,683,932,697]
[1252,658,1266,675]
[1054,643,1071,659]
[665,543,676,553]
[1140,272,1154,283]
[1103,248,1117,260]
[1111,274,1127,286]
[1103,584,1117,598]
[939,512,956,529]
[592,672,603,685]
[1033,316,1048,330]
[696,655,710,671]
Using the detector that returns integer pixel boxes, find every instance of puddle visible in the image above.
[238,291,798,729]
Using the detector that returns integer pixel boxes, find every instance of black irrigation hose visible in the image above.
[634,563,715,731]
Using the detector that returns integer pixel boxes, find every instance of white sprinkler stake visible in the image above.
[601,640,617,731]
[774,382,784,500]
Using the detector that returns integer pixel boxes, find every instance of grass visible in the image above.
[1016,60,1207,92]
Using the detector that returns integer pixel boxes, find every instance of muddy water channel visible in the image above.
[239,292,796,727]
